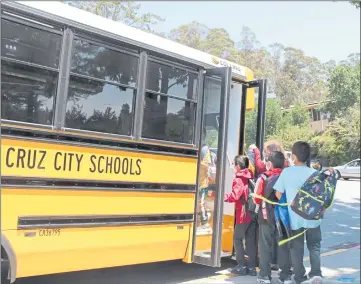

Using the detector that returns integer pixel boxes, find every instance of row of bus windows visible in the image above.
[1,18,197,144]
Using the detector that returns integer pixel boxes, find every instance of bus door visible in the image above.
[192,67,232,267]
[239,80,267,155]
[221,79,268,257]
[229,80,268,258]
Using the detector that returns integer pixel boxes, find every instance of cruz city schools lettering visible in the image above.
[5,148,142,176]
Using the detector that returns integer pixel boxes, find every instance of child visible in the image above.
[198,141,212,229]
[224,155,257,276]
[249,140,288,175]
[254,151,292,284]
[274,142,323,284]
[249,141,289,271]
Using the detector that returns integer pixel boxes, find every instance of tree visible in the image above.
[169,23,237,60]
[350,0,360,9]
[266,102,312,150]
[275,47,328,107]
[199,28,236,60]
[168,21,208,49]
[236,26,275,80]
[245,99,311,150]
[312,103,360,165]
[324,61,360,118]
[63,1,164,32]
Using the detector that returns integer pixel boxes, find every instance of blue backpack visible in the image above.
[290,170,339,221]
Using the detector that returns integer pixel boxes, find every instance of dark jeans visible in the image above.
[259,222,292,280]
[234,220,257,268]
[291,226,322,284]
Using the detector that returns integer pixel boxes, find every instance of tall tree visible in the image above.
[199,28,236,60]
[324,61,360,118]
[168,21,208,49]
[169,22,237,60]
[63,1,164,32]
[236,26,275,79]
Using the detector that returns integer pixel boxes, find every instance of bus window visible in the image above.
[1,19,62,125]
[245,87,259,149]
[142,60,198,144]
[1,19,62,68]
[146,61,198,100]
[70,39,138,87]
[65,38,138,135]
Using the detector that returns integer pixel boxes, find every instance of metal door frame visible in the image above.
[192,66,232,267]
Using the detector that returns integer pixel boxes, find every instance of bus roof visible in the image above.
[10,1,251,80]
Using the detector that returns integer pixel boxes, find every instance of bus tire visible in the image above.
[1,250,10,284]
[1,235,16,283]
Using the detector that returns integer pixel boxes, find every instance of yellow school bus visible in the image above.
[0,1,267,282]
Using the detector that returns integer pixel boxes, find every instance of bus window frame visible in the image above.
[141,56,200,145]
[1,12,64,35]
[61,33,140,137]
[1,15,63,127]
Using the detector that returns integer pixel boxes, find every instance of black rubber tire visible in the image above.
[1,260,10,284]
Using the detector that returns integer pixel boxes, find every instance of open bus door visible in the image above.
[192,72,268,267]
[239,80,267,156]
[192,67,231,267]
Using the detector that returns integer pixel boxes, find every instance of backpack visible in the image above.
[258,173,280,224]
[290,170,338,220]
[239,178,257,214]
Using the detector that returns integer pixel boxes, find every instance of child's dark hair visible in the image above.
[267,151,285,169]
[234,155,249,169]
[292,141,311,163]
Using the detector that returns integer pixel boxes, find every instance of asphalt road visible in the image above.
[15,179,360,284]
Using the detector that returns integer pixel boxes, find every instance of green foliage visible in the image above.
[269,125,313,151]
[245,99,312,150]
[324,62,360,118]
[169,22,236,60]
[312,103,360,165]
[268,102,312,150]
[282,103,310,128]
[205,130,218,148]
[350,0,360,9]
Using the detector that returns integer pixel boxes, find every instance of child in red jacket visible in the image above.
[224,155,257,276]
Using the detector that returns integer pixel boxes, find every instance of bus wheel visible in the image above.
[1,249,11,284]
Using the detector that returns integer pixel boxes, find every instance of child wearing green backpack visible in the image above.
[274,141,323,284]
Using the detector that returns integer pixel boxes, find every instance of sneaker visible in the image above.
[271,264,280,271]
[248,267,257,276]
[257,276,271,284]
[301,276,323,284]
[278,276,293,284]
[231,265,247,276]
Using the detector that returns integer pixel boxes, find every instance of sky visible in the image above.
[137,1,360,63]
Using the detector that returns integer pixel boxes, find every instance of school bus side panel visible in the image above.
[1,138,198,278]
[1,188,195,278]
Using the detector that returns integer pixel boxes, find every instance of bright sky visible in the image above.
[137,1,360,63]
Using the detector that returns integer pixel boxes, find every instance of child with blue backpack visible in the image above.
[254,151,292,284]
[274,141,323,284]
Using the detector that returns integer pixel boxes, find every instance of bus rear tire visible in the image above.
[1,262,10,284]
[1,248,11,284]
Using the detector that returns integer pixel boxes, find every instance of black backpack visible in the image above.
[240,178,257,214]
[260,174,281,224]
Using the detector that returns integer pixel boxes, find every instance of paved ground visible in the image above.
[16,180,360,284]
